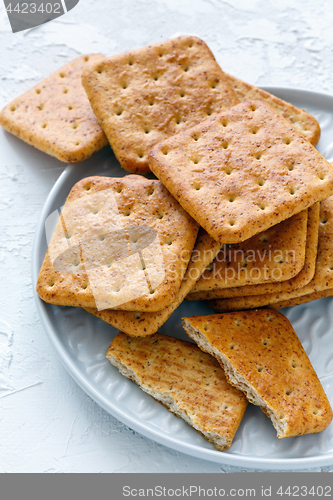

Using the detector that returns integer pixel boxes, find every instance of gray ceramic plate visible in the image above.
[32,88,333,470]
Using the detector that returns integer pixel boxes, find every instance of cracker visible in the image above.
[149,100,333,244]
[84,229,221,336]
[106,332,248,451]
[182,310,332,438]
[0,55,108,162]
[272,289,333,309]
[188,203,319,300]
[188,209,308,295]
[226,73,320,146]
[82,35,239,174]
[209,197,333,312]
[36,175,199,312]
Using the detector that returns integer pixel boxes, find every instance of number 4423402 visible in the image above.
[6,3,61,14]
[276,485,332,496]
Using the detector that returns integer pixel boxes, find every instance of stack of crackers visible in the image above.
[3,36,333,451]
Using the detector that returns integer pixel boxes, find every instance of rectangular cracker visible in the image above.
[36,175,199,312]
[149,100,333,244]
[106,332,248,451]
[189,209,308,294]
[188,203,319,301]
[209,197,333,312]
[84,229,221,336]
[0,55,108,162]
[182,310,332,438]
[226,73,321,146]
[82,35,239,174]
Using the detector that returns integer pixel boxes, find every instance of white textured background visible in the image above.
[1,0,333,473]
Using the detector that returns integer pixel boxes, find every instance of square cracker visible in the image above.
[0,55,108,162]
[182,309,332,438]
[36,175,199,312]
[84,229,221,336]
[188,203,319,301]
[226,73,320,146]
[149,100,333,244]
[82,35,239,174]
[106,332,248,451]
[209,197,333,312]
[188,209,308,295]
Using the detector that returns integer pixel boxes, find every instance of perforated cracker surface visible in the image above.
[149,100,333,244]
[189,210,308,293]
[188,203,319,300]
[183,310,332,438]
[0,55,108,162]
[36,175,199,312]
[107,333,248,450]
[226,73,321,146]
[209,198,333,311]
[82,35,239,174]
[84,229,221,336]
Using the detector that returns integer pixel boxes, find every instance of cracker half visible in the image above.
[189,209,308,294]
[107,332,248,451]
[0,55,108,162]
[188,203,319,300]
[82,35,239,174]
[84,229,221,336]
[209,197,333,312]
[149,100,333,244]
[226,73,320,146]
[36,175,199,312]
[183,310,332,438]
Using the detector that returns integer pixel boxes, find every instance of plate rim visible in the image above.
[32,87,333,470]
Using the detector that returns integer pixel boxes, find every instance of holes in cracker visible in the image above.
[318,172,326,181]
[165,237,173,246]
[149,289,155,295]
[257,366,263,373]
[152,73,160,81]
[37,104,44,111]
[68,105,73,110]
[228,195,236,203]
[113,284,122,293]
[250,104,257,111]
[257,178,265,187]
[121,81,128,89]
[193,182,201,191]
[96,67,103,74]
[48,279,55,287]
[147,98,154,106]
[262,339,269,346]
[84,56,89,62]
[147,187,154,196]
[221,141,229,150]
[115,107,123,116]
[85,184,92,191]
[41,123,47,129]
[10,105,16,112]
[255,152,262,160]
[206,109,213,116]
[312,409,319,415]
[82,283,88,289]
[134,312,141,320]
[175,117,182,125]
[291,361,298,369]
[91,207,99,215]
[137,152,144,159]
[98,235,105,241]
[191,157,200,164]
[72,123,79,129]
[259,203,266,211]
[156,212,164,220]
[229,219,235,226]
[210,79,219,89]
[192,133,200,141]
[128,58,134,66]
[328,263,333,271]
[116,185,123,193]
[320,216,328,224]
[260,235,268,243]
[162,148,169,155]
[286,161,294,171]
[288,186,296,195]
[144,127,151,134]
[75,141,81,146]
[225,168,232,176]
[251,127,258,135]
[180,90,186,98]
[235,320,242,327]
[241,261,248,268]
[221,119,228,127]
[285,389,292,396]
[182,65,190,72]
[124,208,132,216]
[187,40,194,48]
[267,315,274,322]
[203,323,209,332]
[63,88,68,94]
[59,73,65,78]
[283,137,292,145]
[36,89,41,94]
[65,231,72,240]
[230,344,235,350]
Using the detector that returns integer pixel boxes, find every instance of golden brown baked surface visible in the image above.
[149,100,333,244]
[182,309,332,438]
[82,35,239,174]
[0,54,108,162]
[209,197,333,311]
[272,288,333,309]
[226,73,321,146]
[36,175,199,312]
[189,203,319,301]
[107,332,248,451]
[84,229,221,336]
[189,209,308,293]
